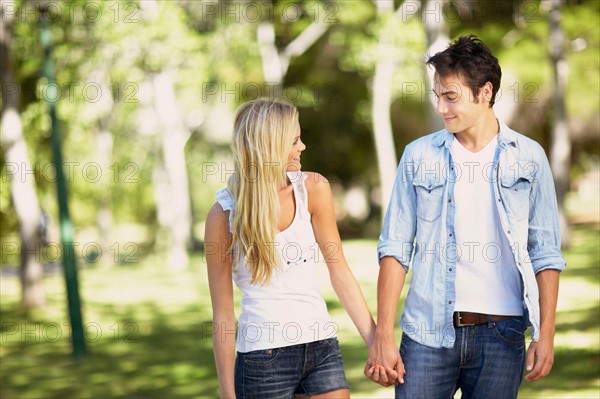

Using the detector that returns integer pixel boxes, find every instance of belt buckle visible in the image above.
[454,312,475,327]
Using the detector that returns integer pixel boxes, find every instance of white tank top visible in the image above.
[216,171,335,353]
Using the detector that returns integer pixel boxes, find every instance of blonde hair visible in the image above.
[227,99,299,285]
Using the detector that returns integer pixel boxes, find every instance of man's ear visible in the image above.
[481,81,494,103]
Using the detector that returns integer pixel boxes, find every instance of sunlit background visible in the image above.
[1,0,598,397]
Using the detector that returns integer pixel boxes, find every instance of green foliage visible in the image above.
[562,0,600,122]
[1,0,598,243]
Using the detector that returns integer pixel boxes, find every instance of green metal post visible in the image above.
[40,9,86,360]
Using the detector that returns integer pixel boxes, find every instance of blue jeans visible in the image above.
[235,338,349,398]
[396,317,527,399]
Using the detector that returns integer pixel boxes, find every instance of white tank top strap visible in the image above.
[216,172,309,232]
[287,171,310,220]
[215,188,235,231]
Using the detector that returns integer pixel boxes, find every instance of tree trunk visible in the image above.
[423,0,449,132]
[1,6,45,309]
[548,0,571,248]
[371,59,398,218]
[95,120,114,267]
[256,7,328,97]
[139,0,192,270]
[152,70,193,270]
[89,67,114,267]
[371,0,399,220]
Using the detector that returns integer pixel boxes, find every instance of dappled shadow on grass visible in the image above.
[1,303,219,398]
[518,347,600,397]
[563,224,600,283]
[338,339,600,399]
[1,224,598,398]
[556,303,600,333]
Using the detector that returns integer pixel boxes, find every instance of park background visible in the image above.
[1,0,598,397]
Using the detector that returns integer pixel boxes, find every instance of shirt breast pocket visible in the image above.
[500,175,531,222]
[413,179,445,222]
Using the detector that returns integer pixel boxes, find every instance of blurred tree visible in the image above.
[257,1,329,95]
[371,0,401,219]
[548,0,571,247]
[336,0,427,218]
[423,0,449,132]
[1,0,597,261]
[137,0,193,270]
[1,0,46,308]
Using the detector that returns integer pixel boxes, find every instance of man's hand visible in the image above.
[525,339,554,381]
[364,338,405,387]
[526,270,559,382]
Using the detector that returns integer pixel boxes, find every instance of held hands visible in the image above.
[364,339,405,387]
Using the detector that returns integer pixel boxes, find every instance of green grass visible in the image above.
[1,225,598,398]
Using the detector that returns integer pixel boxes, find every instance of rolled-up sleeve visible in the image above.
[527,146,567,274]
[378,149,418,272]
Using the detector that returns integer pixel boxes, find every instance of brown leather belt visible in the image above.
[453,311,519,327]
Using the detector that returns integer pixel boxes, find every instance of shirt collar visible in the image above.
[433,120,519,149]
[497,121,518,148]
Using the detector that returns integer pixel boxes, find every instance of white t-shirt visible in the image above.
[451,136,523,316]
[216,171,335,353]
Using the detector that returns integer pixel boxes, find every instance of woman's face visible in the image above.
[286,124,306,172]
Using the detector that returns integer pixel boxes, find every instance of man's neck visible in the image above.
[454,112,499,152]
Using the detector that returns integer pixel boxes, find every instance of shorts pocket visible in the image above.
[241,347,283,365]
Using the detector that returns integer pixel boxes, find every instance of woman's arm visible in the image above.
[205,203,237,399]
[306,173,376,347]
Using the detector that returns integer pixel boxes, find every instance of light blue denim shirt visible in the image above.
[378,122,566,349]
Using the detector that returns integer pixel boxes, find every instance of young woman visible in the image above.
[205,99,377,398]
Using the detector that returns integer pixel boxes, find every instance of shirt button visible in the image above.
[448,301,452,304]
[507,231,511,235]
[498,198,502,202]
[448,199,452,203]
[449,268,453,271]
[449,233,453,237]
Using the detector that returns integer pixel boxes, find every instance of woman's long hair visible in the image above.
[227,99,299,285]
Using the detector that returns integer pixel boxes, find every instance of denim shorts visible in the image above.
[234,338,350,398]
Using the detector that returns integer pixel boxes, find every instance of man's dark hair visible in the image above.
[426,35,502,107]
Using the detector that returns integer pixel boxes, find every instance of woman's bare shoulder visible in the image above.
[303,171,330,192]
[205,202,231,236]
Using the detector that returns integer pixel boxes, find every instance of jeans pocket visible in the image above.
[492,318,526,346]
[322,337,339,348]
[242,347,283,365]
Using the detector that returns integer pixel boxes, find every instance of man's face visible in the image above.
[433,72,490,134]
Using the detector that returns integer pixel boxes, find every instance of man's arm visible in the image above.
[364,256,406,386]
[525,269,560,382]
[365,149,417,386]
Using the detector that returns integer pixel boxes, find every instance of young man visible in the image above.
[365,35,565,398]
